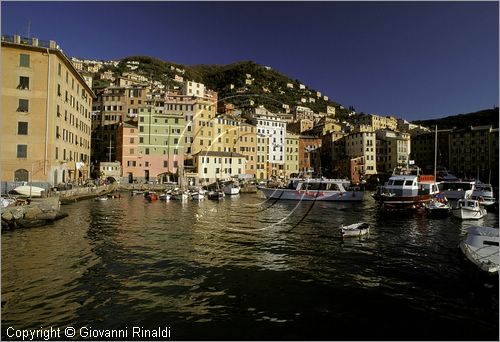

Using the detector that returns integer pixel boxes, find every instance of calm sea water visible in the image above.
[2,193,499,340]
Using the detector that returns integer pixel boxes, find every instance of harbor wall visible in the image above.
[1,197,66,230]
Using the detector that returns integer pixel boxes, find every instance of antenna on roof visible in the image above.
[26,20,31,39]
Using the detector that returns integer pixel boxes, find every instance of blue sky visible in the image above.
[2,1,498,120]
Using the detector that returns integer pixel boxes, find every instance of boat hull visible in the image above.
[374,194,433,209]
[451,208,487,220]
[260,188,364,201]
[459,227,499,273]
[13,185,45,197]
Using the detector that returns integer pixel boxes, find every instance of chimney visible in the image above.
[49,40,57,49]
[32,37,38,47]
[14,35,20,44]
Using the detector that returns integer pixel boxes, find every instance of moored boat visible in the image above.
[439,180,476,200]
[372,167,440,210]
[12,185,45,197]
[340,222,370,238]
[470,183,496,209]
[260,178,364,201]
[191,188,206,201]
[451,198,487,220]
[425,194,451,217]
[459,226,499,274]
[222,181,240,195]
[208,190,225,201]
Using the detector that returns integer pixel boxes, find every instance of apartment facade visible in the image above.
[375,130,411,173]
[91,85,146,162]
[285,132,300,178]
[238,123,257,177]
[1,35,94,185]
[116,121,139,183]
[193,151,246,184]
[345,131,377,177]
[136,105,185,182]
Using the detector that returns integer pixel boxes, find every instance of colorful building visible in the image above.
[1,35,94,185]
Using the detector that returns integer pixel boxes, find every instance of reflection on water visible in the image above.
[2,193,498,340]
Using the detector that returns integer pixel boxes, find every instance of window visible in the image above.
[145,162,149,167]
[17,99,29,112]
[129,149,134,154]
[18,76,29,90]
[17,144,27,158]
[18,122,28,135]
[173,161,178,168]
[139,137,144,143]
[130,137,134,143]
[20,54,30,67]
[145,148,149,155]
[164,161,168,168]
[139,126,144,133]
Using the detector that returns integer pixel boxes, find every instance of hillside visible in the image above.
[94,57,352,118]
[413,108,499,129]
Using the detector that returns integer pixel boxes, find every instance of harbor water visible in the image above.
[2,193,499,340]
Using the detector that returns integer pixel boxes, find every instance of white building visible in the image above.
[193,151,246,183]
[183,80,205,97]
[345,131,377,176]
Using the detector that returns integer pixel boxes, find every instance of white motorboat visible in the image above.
[222,182,240,195]
[260,178,364,202]
[372,167,440,209]
[452,199,487,220]
[13,185,45,197]
[460,226,499,273]
[340,222,370,238]
[95,197,108,202]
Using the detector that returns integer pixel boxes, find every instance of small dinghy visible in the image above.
[95,197,108,202]
[340,222,370,238]
[460,226,499,274]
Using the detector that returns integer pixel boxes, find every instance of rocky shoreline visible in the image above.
[1,197,66,230]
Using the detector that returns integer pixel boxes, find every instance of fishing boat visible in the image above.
[459,226,499,274]
[372,166,440,210]
[12,185,45,197]
[340,222,370,238]
[425,193,451,217]
[260,178,364,201]
[451,198,487,220]
[222,181,240,195]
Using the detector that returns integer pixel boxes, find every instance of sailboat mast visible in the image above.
[434,125,438,180]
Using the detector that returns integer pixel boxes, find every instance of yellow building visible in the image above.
[238,123,257,177]
[285,132,300,178]
[189,98,217,157]
[1,35,95,185]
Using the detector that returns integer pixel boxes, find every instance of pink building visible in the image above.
[116,121,139,183]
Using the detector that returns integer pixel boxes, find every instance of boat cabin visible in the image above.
[457,199,481,209]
